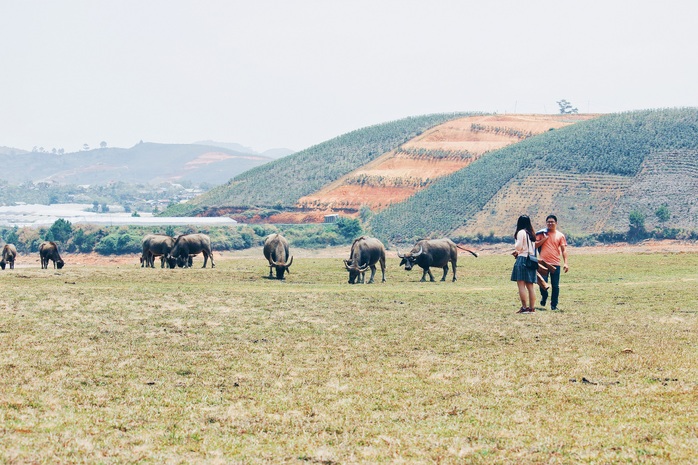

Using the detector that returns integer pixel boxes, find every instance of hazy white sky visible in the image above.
[2,0,697,153]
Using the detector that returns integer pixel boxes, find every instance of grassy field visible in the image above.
[1,251,697,463]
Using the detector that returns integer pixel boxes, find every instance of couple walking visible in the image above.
[511,214,569,313]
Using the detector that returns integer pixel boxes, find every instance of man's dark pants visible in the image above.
[540,265,561,308]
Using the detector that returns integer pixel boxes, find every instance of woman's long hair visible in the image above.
[514,215,535,241]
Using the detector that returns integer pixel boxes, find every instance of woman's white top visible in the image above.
[514,230,535,257]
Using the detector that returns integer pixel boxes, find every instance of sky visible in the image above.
[2,0,697,154]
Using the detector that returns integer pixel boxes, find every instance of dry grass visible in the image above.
[1,251,697,463]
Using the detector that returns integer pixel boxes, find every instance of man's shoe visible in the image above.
[551,306,558,311]
[540,297,547,307]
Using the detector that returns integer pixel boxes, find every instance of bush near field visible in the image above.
[0,217,365,255]
[2,216,695,257]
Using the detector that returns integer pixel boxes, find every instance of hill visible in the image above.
[297,114,594,212]
[174,113,474,217]
[164,108,698,241]
[0,142,273,186]
[370,108,698,241]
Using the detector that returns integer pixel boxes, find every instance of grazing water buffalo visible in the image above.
[1,244,17,270]
[344,236,386,284]
[39,241,65,269]
[397,238,477,282]
[141,234,175,268]
[166,233,215,268]
[263,233,293,280]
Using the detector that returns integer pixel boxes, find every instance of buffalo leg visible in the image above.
[203,252,215,268]
[367,265,376,284]
[440,266,448,281]
[451,262,457,282]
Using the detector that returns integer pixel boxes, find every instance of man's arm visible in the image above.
[560,243,569,273]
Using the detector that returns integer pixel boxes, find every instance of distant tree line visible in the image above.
[0,180,205,214]
[0,217,364,256]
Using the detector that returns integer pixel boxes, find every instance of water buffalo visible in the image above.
[39,241,65,269]
[141,234,175,268]
[397,238,477,282]
[344,236,386,284]
[1,244,17,270]
[263,233,293,280]
[166,233,215,268]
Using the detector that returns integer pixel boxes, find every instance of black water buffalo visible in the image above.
[166,233,215,268]
[344,236,386,284]
[39,241,65,269]
[141,234,175,268]
[263,233,293,279]
[397,238,477,282]
[1,244,17,270]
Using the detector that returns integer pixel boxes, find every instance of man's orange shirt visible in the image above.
[537,230,567,266]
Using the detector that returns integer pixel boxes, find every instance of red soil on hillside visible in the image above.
[297,114,597,216]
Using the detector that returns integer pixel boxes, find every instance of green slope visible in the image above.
[167,113,476,215]
[369,108,698,242]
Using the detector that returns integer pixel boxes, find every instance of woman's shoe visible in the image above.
[517,307,527,313]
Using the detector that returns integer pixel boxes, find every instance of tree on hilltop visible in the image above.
[557,99,578,114]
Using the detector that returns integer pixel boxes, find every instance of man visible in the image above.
[536,214,569,310]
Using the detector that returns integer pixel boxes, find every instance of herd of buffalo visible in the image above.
[0,233,479,283]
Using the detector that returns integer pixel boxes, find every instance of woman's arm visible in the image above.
[514,230,526,254]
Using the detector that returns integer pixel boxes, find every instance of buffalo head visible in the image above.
[344,259,369,284]
[397,245,423,271]
[269,255,293,280]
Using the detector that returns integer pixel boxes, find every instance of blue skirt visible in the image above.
[511,255,536,283]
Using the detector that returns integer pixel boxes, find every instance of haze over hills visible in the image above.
[167,109,698,242]
[0,142,282,186]
[194,141,294,159]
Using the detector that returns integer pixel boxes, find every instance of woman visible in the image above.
[511,215,537,313]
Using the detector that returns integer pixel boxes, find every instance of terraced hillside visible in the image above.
[167,108,698,242]
[454,171,634,237]
[370,108,698,242]
[610,149,698,231]
[171,113,473,218]
[297,114,592,213]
